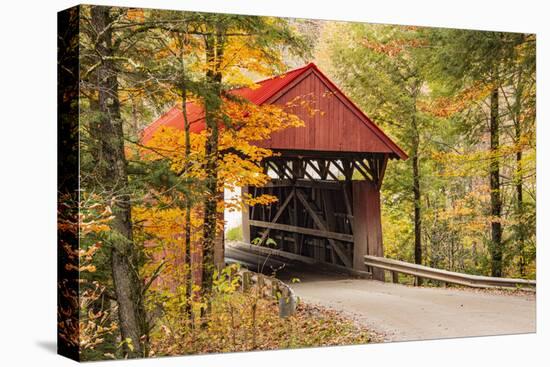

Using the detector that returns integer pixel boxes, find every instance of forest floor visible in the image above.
[287,302,386,345]
[148,291,382,358]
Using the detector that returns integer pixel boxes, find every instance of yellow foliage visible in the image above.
[362,37,428,58]
[419,83,493,118]
[142,98,304,206]
[136,94,306,295]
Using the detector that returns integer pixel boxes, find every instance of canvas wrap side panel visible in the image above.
[57,5,81,362]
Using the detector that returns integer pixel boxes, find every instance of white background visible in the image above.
[0,0,547,366]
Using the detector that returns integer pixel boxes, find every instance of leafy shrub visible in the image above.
[226,226,243,241]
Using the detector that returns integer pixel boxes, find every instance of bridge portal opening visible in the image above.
[242,152,393,280]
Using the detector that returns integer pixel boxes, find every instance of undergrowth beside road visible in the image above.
[148,293,376,357]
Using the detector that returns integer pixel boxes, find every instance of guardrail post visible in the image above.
[391,271,399,284]
[242,271,251,292]
[257,274,264,288]
[278,287,295,318]
[257,274,265,296]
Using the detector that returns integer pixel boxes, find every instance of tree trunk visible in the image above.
[91,6,148,357]
[489,85,503,277]
[412,134,422,285]
[513,74,526,276]
[201,28,225,296]
[180,71,194,313]
[411,98,422,285]
[516,125,525,276]
[413,150,421,265]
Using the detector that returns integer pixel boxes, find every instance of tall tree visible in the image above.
[498,34,536,276]
[105,8,309,301]
[425,29,535,277]
[81,6,149,357]
[180,14,309,296]
[318,24,430,274]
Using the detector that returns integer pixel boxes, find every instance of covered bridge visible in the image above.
[143,62,407,280]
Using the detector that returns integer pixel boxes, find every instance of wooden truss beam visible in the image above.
[258,189,295,245]
[265,179,344,190]
[376,154,389,189]
[249,220,354,243]
[295,190,352,267]
[264,156,385,183]
[306,159,323,179]
[264,158,387,182]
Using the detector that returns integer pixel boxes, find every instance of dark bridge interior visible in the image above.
[243,150,391,280]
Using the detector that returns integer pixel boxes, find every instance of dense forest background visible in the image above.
[58,5,535,361]
[315,23,536,279]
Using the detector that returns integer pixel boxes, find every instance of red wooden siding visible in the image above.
[258,67,399,155]
[352,180,384,280]
[141,63,407,160]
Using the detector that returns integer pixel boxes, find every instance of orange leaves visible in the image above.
[187,33,285,86]
[419,83,493,118]
[223,99,304,139]
[142,98,305,196]
[126,8,145,23]
[362,37,428,58]
[80,200,114,237]
[136,78,308,296]
[133,205,189,243]
[218,153,266,189]
[133,202,203,290]
[243,193,277,207]
[218,101,304,195]
[65,263,98,273]
[135,96,306,296]
[58,195,114,238]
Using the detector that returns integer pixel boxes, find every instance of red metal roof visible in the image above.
[141,63,312,144]
[141,102,205,143]
[228,63,313,104]
[141,62,408,160]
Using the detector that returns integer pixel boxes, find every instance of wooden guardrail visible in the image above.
[227,241,372,279]
[237,268,297,317]
[364,255,536,290]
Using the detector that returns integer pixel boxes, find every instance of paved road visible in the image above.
[226,243,536,342]
[289,274,535,342]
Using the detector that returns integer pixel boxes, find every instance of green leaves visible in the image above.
[118,338,134,352]
[317,23,536,278]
